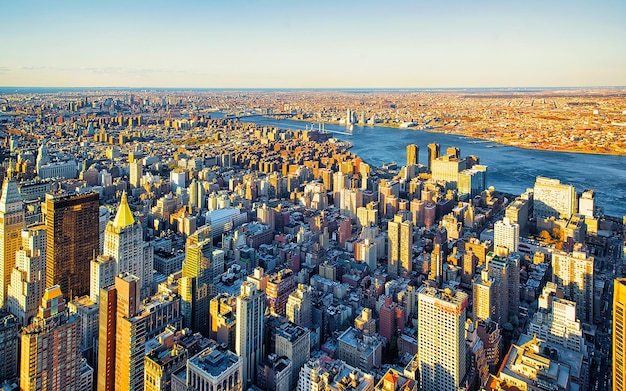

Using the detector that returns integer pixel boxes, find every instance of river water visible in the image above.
[230,115,626,217]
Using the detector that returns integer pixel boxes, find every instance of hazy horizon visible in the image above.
[2,0,625,88]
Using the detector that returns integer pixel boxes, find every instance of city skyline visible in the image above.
[1,0,625,88]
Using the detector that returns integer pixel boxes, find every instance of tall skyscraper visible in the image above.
[427,143,440,172]
[387,214,413,278]
[7,225,46,326]
[0,178,25,308]
[552,248,594,323]
[493,217,519,255]
[406,144,419,166]
[129,160,143,188]
[484,254,520,324]
[418,286,468,391]
[21,285,90,391]
[533,176,577,220]
[0,312,19,383]
[45,192,99,299]
[473,269,498,322]
[181,224,219,337]
[103,192,153,298]
[97,273,182,391]
[614,278,626,391]
[235,281,265,389]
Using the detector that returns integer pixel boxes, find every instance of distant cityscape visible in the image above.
[0,89,623,391]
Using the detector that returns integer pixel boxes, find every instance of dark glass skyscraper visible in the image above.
[45,192,99,298]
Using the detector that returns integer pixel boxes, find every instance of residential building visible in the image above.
[417,286,469,391]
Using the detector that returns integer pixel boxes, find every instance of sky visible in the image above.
[1,0,625,88]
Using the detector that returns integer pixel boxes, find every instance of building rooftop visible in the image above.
[189,346,240,378]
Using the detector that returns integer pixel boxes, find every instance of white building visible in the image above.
[494,217,519,255]
[38,160,78,180]
[417,286,468,391]
[533,176,577,220]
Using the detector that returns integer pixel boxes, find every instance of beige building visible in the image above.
[0,179,25,308]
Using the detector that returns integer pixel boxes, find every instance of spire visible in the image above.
[112,192,135,229]
[0,178,23,213]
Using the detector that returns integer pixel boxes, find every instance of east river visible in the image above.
[232,115,626,218]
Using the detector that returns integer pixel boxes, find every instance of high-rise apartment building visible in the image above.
[21,285,91,391]
[209,293,237,350]
[286,283,313,329]
[533,176,577,220]
[235,281,265,388]
[613,278,626,391]
[473,269,499,323]
[129,160,143,188]
[45,192,99,298]
[493,217,519,255]
[97,274,182,391]
[528,296,584,353]
[275,322,311,389]
[180,225,217,337]
[104,192,153,298]
[0,179,25,308]
[387,214,412,278]
[7,224,46,326]
[486,254,520,324]
[552,248,594,323]
[417,286,468,391]
[69,295,100,367]
[406,144,419,166]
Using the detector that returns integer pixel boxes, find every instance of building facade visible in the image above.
[45,192,99,299]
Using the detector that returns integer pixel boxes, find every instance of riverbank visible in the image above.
[289,117,626,156]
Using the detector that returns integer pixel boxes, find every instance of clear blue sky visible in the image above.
[1,0,624,88]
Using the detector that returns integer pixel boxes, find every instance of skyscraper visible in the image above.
[0,312,19,383]
[129,160,143,188]
[286,283,313,328]
[45,192,99,299]
[427,143,440,172]
[97,273,182,391]
[406,144,419,166]
[533,176,577,220]
[493,217,519,255]
[387,214,413,278]
[418,286,468,391]
[0,178,25,308]
[7,225,46,326]
[614,278,626,391]
[552,247,594,323]
[103,192,153,298]
[235,281,265,388]
[21,285,90,391]
[473,269,498,322]
[181,224,217,337]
